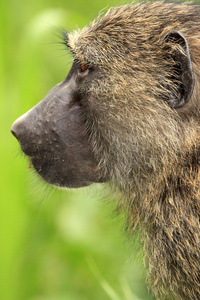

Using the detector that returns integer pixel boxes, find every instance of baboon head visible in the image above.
[11,2,197,191]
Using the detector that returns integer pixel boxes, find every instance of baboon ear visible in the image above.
[163,31,194,109]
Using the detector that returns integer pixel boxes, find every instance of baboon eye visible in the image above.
[77,64,89,80]
[81,64,88,72]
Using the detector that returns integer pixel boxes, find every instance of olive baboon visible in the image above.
[11,1,200,299]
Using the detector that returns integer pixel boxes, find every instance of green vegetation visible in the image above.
[0,0,154,299]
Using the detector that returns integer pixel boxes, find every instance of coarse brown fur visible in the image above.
[67,2,200,299]
[11,1,200,299]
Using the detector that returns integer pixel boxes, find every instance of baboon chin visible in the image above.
[11,1,200,299]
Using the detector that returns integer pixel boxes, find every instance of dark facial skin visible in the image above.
[11,63,105,187]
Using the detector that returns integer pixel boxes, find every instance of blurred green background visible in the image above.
[0,0,154,299]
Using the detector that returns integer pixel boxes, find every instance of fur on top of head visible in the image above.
[64,1,200,71]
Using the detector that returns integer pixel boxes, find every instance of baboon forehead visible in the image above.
[67,1,199,67]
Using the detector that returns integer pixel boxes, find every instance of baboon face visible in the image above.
[11,62,107,187]
[11,3,195,188]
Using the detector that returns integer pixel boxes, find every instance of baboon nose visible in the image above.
[11,119,23,140]
[11,113,28,141]
[11,107,35,141]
